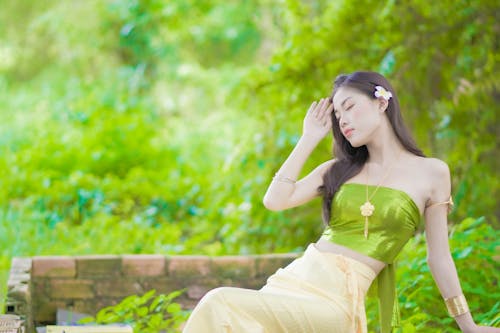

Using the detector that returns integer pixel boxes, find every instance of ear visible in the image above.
[376,97,389,113]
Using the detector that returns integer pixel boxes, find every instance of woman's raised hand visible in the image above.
[302,98,334,142]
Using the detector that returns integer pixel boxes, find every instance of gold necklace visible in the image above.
[360,153,401,239]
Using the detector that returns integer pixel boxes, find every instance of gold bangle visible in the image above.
[272,173,296,184]
[444,294,470,317]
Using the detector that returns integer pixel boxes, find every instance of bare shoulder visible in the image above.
[414,157,451,203]
[421,157,450,179]
[408,155,448,177]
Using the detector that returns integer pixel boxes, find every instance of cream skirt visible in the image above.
[182,244,377,333]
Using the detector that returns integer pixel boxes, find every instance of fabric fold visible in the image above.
[183,244,378,333]
[377,263,400,333]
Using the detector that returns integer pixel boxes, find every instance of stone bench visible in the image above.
[5,253,299,333]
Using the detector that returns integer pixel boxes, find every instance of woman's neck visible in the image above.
[365,119,406,166]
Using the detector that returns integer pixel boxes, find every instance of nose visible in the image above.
[339,115,348,128]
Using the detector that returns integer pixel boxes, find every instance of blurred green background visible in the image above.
[0,0,498,331]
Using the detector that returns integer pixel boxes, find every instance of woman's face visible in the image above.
[332,86,385,147]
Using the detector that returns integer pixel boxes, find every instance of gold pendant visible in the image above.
[360,201,375,239]
[360,201,375,217]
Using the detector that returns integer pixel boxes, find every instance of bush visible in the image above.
[80,289,190,333]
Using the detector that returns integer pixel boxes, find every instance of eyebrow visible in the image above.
[340,97,352,108]
[334,97,352,115]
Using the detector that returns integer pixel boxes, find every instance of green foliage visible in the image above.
[79,289,190,333]
[0,1,498,330]
[365,216,500,332]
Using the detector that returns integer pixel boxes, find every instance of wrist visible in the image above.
[299,133,323,146]
[454,312,475,332]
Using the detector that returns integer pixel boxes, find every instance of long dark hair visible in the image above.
[319,71,425,225]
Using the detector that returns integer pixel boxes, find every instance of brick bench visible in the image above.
[5,253,299,333]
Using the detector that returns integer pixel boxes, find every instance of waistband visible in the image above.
[311,242,378,278]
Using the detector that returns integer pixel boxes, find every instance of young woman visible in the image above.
[182,71,499,333]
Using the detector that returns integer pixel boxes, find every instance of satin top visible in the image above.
[321,183,421,333]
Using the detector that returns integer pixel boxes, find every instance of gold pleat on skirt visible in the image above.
[182,244,377,333]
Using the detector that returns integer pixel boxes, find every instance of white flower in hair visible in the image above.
[374,85,392,100]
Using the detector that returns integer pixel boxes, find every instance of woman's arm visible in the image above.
[263,98,334,211]
[424,159,499,333]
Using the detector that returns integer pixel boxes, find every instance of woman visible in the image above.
[182,71,498,332]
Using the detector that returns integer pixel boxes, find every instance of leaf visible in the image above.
[454,246,473,259]
[166,303,181,314]
[379,50,396,76]
[137,306,149,317]
[138,289,156,304]
[149,295,163,312]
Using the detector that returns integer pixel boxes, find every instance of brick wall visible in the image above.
[6,253,299,332]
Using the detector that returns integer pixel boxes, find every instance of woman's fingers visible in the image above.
[313,98,325,117]
[324,107,333,127]
[303,98,333,139]
[327,103,335,123]
[306,98,333,129]
[318,98,333,121]
[307,101,318,114]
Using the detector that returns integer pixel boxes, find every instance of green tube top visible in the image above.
[321,183,421,332]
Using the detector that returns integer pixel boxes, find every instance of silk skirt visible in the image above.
[182,244,376,333]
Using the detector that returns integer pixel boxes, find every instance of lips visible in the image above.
[343,128,354,137]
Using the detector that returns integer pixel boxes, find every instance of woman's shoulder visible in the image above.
[415,156,450,179]
[410,156,451,196]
